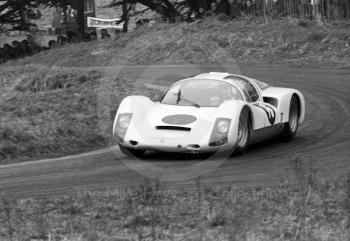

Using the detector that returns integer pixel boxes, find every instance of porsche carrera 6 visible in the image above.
[113,72,305,156]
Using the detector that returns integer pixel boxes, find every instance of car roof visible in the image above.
[191,72,269,90]
[193,72,231,79]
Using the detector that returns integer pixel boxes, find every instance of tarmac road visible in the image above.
[0,64,349,199]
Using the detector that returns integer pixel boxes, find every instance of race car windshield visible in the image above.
[174,90,201,108]
[161,79,243,107]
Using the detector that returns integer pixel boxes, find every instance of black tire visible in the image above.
[280,95,300,141]
[48,40,57,49]
[69,35,79,44]
[233,108,251,156]
[119,144,146,158]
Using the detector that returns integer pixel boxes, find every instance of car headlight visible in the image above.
[209,118,231,146]
[217,120,230,134]
[119,115,132,129]
[114,113,133,141]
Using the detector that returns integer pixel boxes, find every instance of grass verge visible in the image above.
[0,158,349,240]
[0,65,161,163]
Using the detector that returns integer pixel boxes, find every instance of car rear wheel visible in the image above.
[234,109,251,156]
[280,96,300,141]
[119,144,146,158]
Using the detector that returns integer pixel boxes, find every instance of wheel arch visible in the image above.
[291,91,305,124]
[261,87,305,124]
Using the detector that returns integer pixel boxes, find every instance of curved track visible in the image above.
[0,64,349,198]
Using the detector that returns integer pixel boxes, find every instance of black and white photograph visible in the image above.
[0,0,349,240]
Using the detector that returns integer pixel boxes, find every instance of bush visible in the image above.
[12,66,101,92]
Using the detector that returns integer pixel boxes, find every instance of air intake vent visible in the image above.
[156,126,191,131]
[263,97,278,108]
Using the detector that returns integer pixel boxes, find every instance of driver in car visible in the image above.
[210,85,239,106]
[222,85,243,101]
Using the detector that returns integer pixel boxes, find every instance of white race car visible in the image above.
[113,72,305,157]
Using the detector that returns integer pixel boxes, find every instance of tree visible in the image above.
[0,0,67,32]
[0,0,208,32]
[105,0,202,23]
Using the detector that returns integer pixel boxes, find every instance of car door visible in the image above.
[244,79,278,127]
[225,75,272,130]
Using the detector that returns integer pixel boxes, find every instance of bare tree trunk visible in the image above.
[122,1,128,33]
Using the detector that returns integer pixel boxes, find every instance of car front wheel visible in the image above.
[234,109,251,156]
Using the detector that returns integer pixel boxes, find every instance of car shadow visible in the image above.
[138,152,214,162]
[126,134,311,163]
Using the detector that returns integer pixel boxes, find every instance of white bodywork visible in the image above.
[113,72,305,153]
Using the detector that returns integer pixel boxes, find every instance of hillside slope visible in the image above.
[0,65,160,163]
[6,17,350,68]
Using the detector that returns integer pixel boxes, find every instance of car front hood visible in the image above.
[131,102,219,139]
[146,102,218,127]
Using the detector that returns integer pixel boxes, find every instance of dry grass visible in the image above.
[0,165,350,241]
[5,17,350,68]
[0,65,160,163]
[12,67,102,92]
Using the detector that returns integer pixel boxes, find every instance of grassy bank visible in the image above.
[0,65,160,163]
[5,17,350,68]
[0,159,349,241]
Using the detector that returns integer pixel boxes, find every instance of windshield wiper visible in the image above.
[174,90,201,108]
